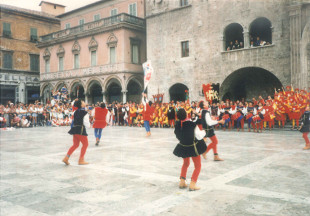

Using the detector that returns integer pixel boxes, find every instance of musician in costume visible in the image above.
[299,106,310,150]
[246,102,256,132]
[173,108,207,191]
[253,102,265,133]
[92,102,110,146]
[63,99,90,165]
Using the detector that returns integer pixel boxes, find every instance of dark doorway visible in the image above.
[169,83,189,102]
[127,80,142,103]
[220,67,282,101]
[107,81,122,103]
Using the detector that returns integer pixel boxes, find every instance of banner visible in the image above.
[143,60,154,91]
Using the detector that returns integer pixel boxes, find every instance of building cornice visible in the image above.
[0,6,60,24]
[146,4,192,19]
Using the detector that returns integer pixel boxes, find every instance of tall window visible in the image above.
[3,22,11,38]
[45,59,50,72]
[74,54,79,69]
[91,51,96,66]
[30,54,39,72]
[94,14,100,21]
[110,47,116,64]
[111,8,118,16]
[30,28,38,42]
[131,44,139,64]
[129,3,137,16]
[3,51,13,69]
[65,23,70,29]
[79,19,84,25]
[180,0,188,6]
[59,56,64,71]
[181,41,189,57]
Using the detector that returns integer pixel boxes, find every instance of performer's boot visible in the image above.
[146,131,151,137]
[62,155,70,165]
[95,138,99,146]
[202,151,207,160]
[179,178,188,189]
[189,181,200,191]
[214,153,224,161]
[78,158,89,165]
[303,144,310,150]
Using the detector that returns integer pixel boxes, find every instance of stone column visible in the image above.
[243,31,250,48]
[19,82,26,103]
[102,91,106,103]
[288,4,302,88]
[84,92,88,104]
[122,90,127,103]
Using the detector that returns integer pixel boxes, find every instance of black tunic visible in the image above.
[167,107,175,120]
[201,109,215,137]
[299,111,310,133]
[68,109,88,136]
[173,121,207,158]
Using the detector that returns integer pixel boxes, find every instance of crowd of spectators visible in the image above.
[226,36,271,51]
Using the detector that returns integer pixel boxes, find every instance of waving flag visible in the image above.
[143,60,154,91]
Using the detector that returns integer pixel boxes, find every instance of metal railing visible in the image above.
[40,13,145,42]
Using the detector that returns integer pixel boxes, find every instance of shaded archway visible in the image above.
[220,67,282,101]
[250,17,272,45]
[169,83,189,102]
[41,83,53,104]
[88,81,103,104]
[127,79,142,103]
[106,78,122,103]
[70,82,85,100]
[224,23,244,50]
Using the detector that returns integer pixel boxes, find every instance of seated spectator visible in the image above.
[250,41,254,47]
[21,116,30,128]
[239,41,244,48]
[255,36,261,46]
[260,40,266,46]
[234,40,240,49]
[0,116,6,128]
[11,114,20,128]
[227,41,233,51]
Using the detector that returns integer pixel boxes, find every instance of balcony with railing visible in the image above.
[40,13,146,43]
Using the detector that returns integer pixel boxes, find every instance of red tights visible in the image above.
[206,135,218,154]
[180,155,201,182]
[67,134,89,159]
[303,132,310,145]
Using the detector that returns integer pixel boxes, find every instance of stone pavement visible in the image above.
[0,126,310,216]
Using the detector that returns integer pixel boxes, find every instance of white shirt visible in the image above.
[204,110,218,126]
[83,113,91,128]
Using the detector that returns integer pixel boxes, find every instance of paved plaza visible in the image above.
[0,126,310,216]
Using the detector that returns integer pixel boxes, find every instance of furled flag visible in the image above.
[142,60,154,91]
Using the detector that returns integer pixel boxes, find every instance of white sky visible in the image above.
[1,0,101,13]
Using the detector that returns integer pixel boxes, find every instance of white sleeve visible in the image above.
[229,108,236,115]
[91,109,95,117]
[106,111,111,124]
[83,113,91,128]
[205,112,218,126]
[261,109,266,115]
[217,109,220,116]
[254,108,257,115]
[242,108,247,115]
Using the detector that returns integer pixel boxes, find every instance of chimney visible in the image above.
[39,1,65,16]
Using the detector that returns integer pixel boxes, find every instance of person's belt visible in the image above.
[178,140,199,156]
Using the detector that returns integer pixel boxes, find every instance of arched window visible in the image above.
[249,17,272,47]
[224,23,244,51]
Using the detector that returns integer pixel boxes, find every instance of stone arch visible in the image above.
[41,82,53,104]
[54,81,67,92]
[69,79,85,100]
[72,40,81,54]
[220,67,282,101]
[169,83,189,102]
[105,76,123,103]
[88,36,98,51]
[86,79,103,104]
[126,76,143,103]
[224,23,244,51]
[103,75,124,91]
[107,32,118,47]
[249,17,272,46]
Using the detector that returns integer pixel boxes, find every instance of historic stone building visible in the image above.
[145,0,310,102]
[0,2,61,104]
[38,0,146,104]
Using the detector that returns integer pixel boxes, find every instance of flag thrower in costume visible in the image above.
[143,60,154,92]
